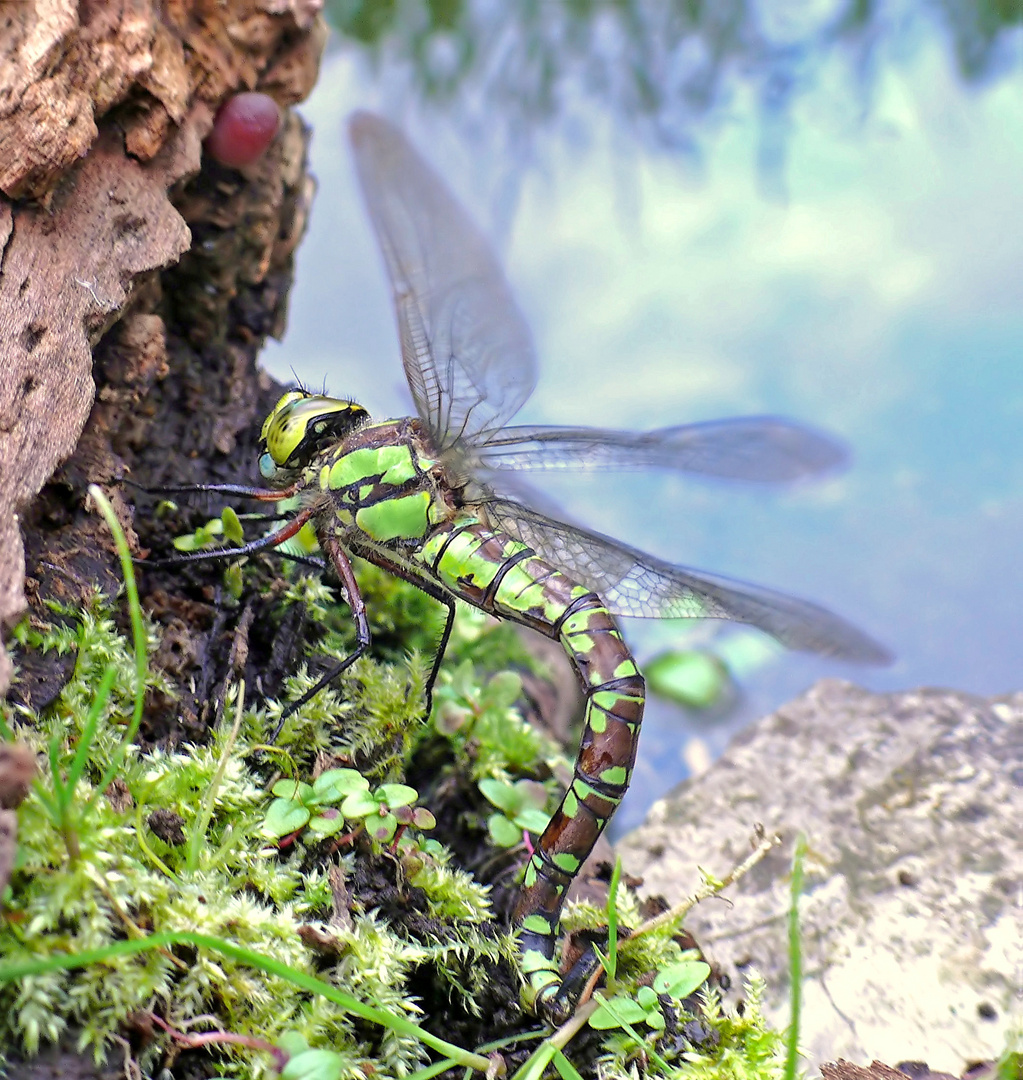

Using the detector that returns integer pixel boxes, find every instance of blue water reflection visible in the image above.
[263,32,1023,829]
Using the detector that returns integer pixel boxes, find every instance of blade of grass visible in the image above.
[550,1049,585,1080]
[406,1057,467,1080]
[510,1039,559,1080]
[589,992,671,1073]
[0,931,492,1072]
[605,855,622,982]
[186,680,245,873]
[86,486,148,811]
[65,662,118,801]
[784,832,807,1080]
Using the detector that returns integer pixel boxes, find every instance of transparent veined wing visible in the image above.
[478,417,848,483]
[487,499,891,664]
[349,112,537,450]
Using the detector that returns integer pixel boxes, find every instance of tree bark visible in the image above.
[0,0,325,701]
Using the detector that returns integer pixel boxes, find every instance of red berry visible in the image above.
[206,92,281,168]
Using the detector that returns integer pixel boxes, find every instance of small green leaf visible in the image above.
[653,960,711,1000]
[366,811,397,842]
[340,791,379,818]
[485,670,522,709]
[221,506,244,544]
[411,807,435,830]
[281,1048,343,1080]
[312,769,367,802]
[636,985,659,1010]
[487,813,522,848]
[276,1032,310,1057]
[588,995,650,1029]
[224,562,244,601]
[306,812,345,838]
[272,779,313,802]
[514,807,551,835]
[375,783,417,809]
[172,518,224,552]
[478,777,521,814]
[263,799,311,837]
[645,1009,665,1031]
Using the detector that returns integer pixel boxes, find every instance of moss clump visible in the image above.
[1,540,791,1080]
[0,583,505,1077]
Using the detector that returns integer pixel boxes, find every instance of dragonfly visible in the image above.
[155,111,889,1024]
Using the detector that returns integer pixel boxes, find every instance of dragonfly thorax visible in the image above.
[300,416,458,547]
[259,391,370,482]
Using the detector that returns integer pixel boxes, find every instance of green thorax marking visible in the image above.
[308,419,451,546]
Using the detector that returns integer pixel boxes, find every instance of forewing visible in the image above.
[479,417,847,482]
[349,112,538,449]
[488,500,891,664]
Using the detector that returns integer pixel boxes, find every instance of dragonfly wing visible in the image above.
[479,417,848,482]
[488,500,891,664]
[349,112,538,450]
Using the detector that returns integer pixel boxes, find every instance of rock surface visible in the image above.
[618,679,1022,1073]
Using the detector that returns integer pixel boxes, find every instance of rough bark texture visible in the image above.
[0,0,325,699]
[618,680,1023,1075]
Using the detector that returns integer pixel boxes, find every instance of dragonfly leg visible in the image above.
[350,543,458,719]
[124,477,301,501]
[424,597,456,719]
[514,595,645,1024]
[268,534,370,742]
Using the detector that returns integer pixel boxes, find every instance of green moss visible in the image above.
[1,546,791,1080]
[0,587,499,1076]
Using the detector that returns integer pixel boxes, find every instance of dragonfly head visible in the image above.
[258,390,369,481]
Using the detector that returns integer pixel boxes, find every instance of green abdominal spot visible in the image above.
[599,765,628,787]
[355,492,431,542]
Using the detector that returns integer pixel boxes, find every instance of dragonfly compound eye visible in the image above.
[260,394,369,472]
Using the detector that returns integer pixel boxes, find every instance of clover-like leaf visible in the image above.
[375,783,417,809]
[479,777,521,815]
[487,813,523,848]
[272,779,313,802]
[365,810,397,842]
[515,807,551,835]
[312,769,366,803]
[263,799,311,838]
[653,959,711,1001]
[281,1047,343,1080]
[340,790,379,819]
[308,808,346,836]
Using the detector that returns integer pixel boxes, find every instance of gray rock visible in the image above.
[617,679,1022,1073]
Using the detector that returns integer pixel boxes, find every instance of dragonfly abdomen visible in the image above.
[420,517,646,1020]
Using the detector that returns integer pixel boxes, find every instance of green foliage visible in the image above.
[263,768,436,846]
[0,547,498,1077]
[263,769,368,839]
[478,777,550,847]
[432,660,555,778]
[171,506,245,552]
[1,496,795,1080]
[588,959,711,1030]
